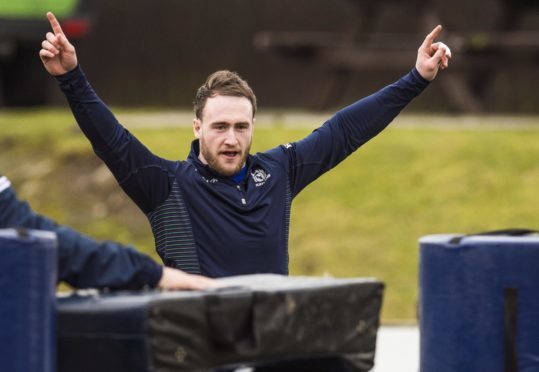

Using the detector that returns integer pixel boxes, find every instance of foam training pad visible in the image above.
[420,233,539,372]
[57,274,384,372]
[0,228,57,372]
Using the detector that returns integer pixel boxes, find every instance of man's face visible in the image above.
[193,95,254,177]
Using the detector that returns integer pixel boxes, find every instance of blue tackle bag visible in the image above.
[0,228,57,372]
[419,229,539,372]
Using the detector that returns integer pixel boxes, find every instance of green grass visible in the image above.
[2,109,539,321]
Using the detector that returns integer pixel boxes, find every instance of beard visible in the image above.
[200,140,251,177]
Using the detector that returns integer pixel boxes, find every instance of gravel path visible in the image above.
[115,110,539,130]
[372,326,419,372]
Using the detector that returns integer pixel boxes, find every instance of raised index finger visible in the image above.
[421,25,442,49]
[47,12,64,35]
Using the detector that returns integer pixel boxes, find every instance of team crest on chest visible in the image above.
[251,168,271,187]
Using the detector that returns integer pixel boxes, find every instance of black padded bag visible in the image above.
[57,275,384,371]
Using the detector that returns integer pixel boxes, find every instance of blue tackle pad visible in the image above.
[0,228,57,372]
[419,231,539,372]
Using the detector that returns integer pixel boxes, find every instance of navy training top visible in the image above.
[57,66,429,277]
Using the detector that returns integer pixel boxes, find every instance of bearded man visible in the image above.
[40,12,451,278]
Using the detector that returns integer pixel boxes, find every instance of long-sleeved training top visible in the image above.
[0,175,162,289]
[57,66,429,278]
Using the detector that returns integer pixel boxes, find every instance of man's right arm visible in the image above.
[39,12,172,214]
[54,65,174,213]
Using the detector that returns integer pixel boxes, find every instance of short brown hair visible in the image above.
[194,70,257,120]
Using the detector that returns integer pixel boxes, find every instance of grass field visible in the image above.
[2,109,539,321]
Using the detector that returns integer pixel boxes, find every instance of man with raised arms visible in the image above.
[39,12,451,278]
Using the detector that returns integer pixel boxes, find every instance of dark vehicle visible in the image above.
[0,0,93,106]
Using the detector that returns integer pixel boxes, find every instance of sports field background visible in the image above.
[2,109,538,321]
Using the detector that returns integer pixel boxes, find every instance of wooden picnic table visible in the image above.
[254,0,539,112]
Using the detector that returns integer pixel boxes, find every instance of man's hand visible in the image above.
[415,25,452,81]
[39,12,78,76]
[157,267,219,290]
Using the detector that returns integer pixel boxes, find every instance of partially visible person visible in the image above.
[0,174,216,290]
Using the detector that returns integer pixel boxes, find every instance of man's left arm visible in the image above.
[286,26,451,196]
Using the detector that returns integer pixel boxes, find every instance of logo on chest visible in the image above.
[251,169,271,187]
